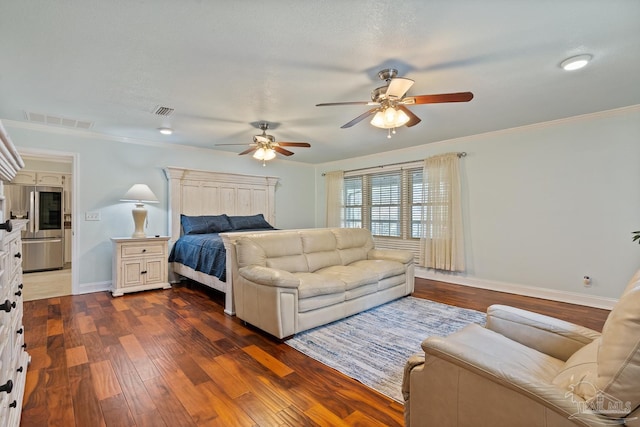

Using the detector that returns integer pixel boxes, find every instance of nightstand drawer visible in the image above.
[121,243,165,258]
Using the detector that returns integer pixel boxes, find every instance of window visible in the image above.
[343,166,423,239]
[370,172,401,236]
[339,154,464,271]
[343,177,362,229]
[409,169,424,238]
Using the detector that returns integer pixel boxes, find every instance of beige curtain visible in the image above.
[420,153,465,271]
[325,170,344,227]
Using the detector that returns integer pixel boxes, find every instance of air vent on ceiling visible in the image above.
[24,111,93,129]
[153,105,175,116]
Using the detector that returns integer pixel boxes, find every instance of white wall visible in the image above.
[6,105,639,303]
[315,106,640,303]
[5,122,316,293]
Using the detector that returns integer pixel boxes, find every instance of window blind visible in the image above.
[343,166,424,261]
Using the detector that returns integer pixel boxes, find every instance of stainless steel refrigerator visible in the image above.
[5,184,64,272]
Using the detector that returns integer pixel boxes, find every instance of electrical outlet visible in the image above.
[85,211,101,221]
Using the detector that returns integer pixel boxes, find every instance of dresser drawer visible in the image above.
[8,235,22,275]
[121,243,166,258]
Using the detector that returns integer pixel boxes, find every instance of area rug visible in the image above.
[286,296,486,402]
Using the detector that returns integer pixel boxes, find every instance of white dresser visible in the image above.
[0,219,28,426]
[0,121,27,427]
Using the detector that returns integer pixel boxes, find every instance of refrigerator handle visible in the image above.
[34,191,40,233]
[29,191,35,233]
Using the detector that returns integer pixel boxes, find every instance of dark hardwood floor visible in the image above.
[20,277,611,426]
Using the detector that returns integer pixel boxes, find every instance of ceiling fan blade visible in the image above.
[397,105,421,127]
[341,107,379,129]
[316,101,371,107]
[404,92,474,105]
[238,147,258,156]
[273,146,294,156]
[215,143,254,146]
[386,77,414,98]
[276,142,311,147]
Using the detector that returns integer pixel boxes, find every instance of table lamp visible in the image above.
[120,184,159,238]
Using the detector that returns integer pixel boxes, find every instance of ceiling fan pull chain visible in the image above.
[387,128,392,139]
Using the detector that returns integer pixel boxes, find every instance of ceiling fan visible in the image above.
[215,122,311,165]
[316,68,474,137]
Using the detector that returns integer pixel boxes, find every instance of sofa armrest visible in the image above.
[486,304,601,361]
[402,353,425,401]
[368,248,414,264]
[238,265,301,288]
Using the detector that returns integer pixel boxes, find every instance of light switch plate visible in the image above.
[85,211,101,221]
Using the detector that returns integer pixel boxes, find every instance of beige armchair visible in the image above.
[402,270,640,427]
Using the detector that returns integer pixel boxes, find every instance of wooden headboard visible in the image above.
[163,166,279,245]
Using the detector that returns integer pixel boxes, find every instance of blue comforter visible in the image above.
[169,233,228,280]
[169,229,274,281]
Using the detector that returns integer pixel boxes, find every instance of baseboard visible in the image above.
[415,268,618,310]
[76,280,112,295]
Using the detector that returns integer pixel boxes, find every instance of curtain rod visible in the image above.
[321,152,467,176]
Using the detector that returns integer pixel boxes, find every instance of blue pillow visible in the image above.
[180,214,233,234]
[228,214,274,230]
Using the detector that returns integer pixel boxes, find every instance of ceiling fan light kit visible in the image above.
[253,147,276,161]
[316,68,473,138]
[370,107,410,128]
[214,122,310,166]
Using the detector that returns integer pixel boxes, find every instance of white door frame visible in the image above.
[14,148,79,296]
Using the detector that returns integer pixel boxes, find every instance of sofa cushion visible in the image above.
[298,293,346,313]
[316,265,378,290]
[593,276,640,417]
[300,229,337,252]
[332,228,374,265]
[349,259,406,280]
[425,323,565,384]
[306,250,342,272]
[295,272,345,298]
[267,255,309,273]
[332,228,374,251]
[345,283,378,300]
[377,274,407,291]
[296,272,346,313]
[236,232,309,272]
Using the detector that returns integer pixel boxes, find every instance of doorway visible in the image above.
[14,151,76,301]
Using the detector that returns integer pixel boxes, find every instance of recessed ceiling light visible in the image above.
[560,54,592,71]
[158,127,173,135]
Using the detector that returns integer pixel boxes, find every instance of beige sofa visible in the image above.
[228,228,414,339]
[402,269,640,427]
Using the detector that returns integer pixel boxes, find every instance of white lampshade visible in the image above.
[263,149,276,161]
[120,184,158,238]
[253,147,266,160]
[120,184,159,203]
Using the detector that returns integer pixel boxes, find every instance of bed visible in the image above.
[164,166,278,315]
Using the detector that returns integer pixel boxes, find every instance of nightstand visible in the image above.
[111,236,171,296]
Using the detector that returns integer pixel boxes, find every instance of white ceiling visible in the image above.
[1,1,639,164]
